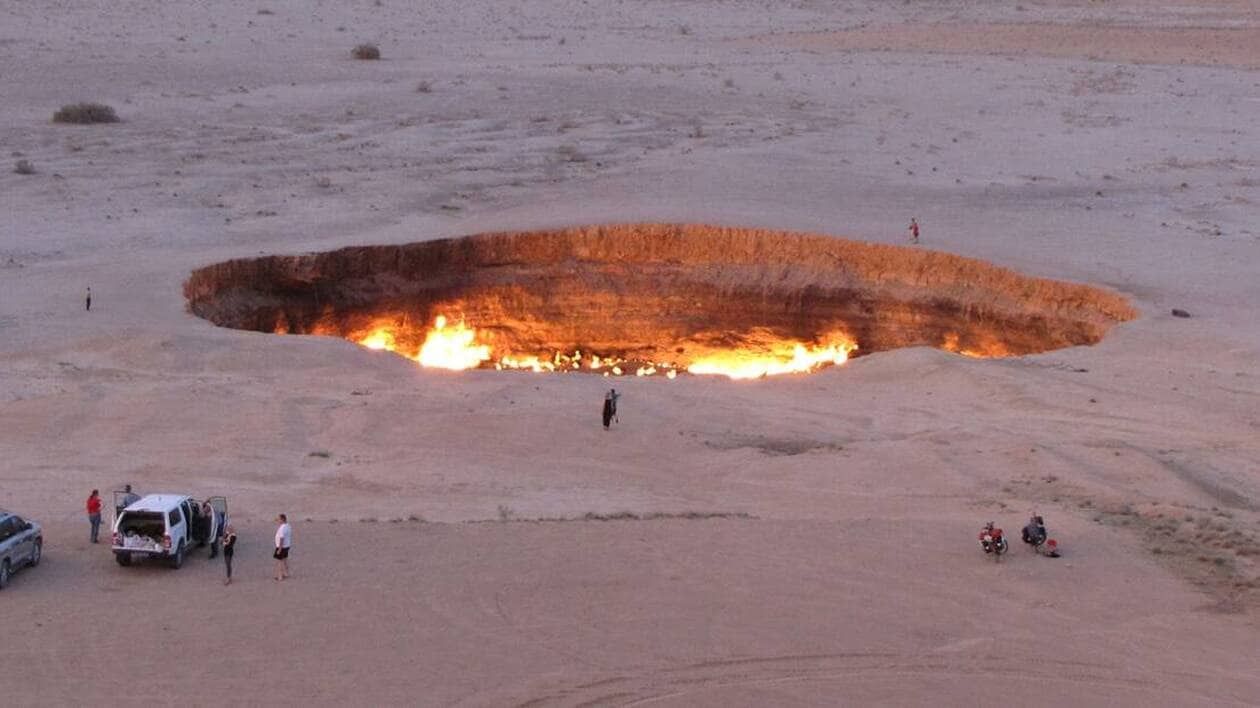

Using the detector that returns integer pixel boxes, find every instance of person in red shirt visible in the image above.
[908,218,920,244]
[86,489,103,543]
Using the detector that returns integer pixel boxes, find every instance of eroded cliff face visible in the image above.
[184,224,1136,374]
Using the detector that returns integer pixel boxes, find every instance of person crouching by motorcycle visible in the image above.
[978,521,1007,559]
[1022,515,1047,548]
[1022,514,1060,557]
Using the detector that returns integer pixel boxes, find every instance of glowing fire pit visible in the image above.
[184,224,1135,379]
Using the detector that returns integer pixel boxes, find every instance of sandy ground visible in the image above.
[2,0,1259,705]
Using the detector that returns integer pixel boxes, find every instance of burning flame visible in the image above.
[941,332,1010,358]
[358,328,396,351]
[686,338,857,380]
[416,316,491,370]
[350,314,858,379]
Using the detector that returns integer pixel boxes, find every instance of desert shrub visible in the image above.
[14,159,35,175]
[415,80,432,93]
[352,43,381,60]
[52,102,119,124]
[556,144,587,163]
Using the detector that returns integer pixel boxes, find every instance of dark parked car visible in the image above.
[0,510,43,589]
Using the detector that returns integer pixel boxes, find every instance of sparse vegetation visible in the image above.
[308,450,331,458]
[14,159,35,175]
[481,510,754,524]
[52,102,119,124]
[352,43,381,60]
[555,144,588,163]
[415,80,432,94]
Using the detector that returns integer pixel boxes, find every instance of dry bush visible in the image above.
[52,102,119,124]
[556,144,587,163]
[415,80,432,93]
[351,43,381,60]
[14,159,35,175]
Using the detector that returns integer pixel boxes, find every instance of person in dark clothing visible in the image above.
[85,287,92,312]
[602,389,621,429]
[222,525,236,585]
[1021,515,1047,547]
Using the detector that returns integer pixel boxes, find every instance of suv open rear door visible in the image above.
[208,496,228,538]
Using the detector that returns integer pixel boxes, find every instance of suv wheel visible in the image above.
[115,552,132,567]
[0,560,10,590]
[29,540,41,567]
[169,541,185,570]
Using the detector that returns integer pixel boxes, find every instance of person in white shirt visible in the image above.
[274,513,292,581]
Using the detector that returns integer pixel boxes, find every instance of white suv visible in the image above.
[112,494,227,569]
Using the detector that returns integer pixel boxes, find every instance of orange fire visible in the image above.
[941,332,1010,358]
[416,316,491,370]
[686,337,857,379]
[351,315,858,379]
[358,328,396,351]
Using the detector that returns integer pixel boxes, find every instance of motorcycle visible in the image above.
[978,522,1008,561]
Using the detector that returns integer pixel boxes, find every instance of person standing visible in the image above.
[86,489,102,543]
[602,390,615,430]
[116,483,140,518]
[85,287,92,312]
[609,388,620,423]
[273,514,292,581]
[222,525,237,585]
[908,218,920,244]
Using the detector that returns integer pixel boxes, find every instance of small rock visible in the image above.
[1171,308,1191,318]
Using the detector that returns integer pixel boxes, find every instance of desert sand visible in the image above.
[1,0,1258,705]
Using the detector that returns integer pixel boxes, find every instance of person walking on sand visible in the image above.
[273,514,292,581]
[222,525,237,585]
[602,389,618,430]
[609,388,620,423]
[85,286,92,312]
[908,218,920,244]
[86,489,102,543]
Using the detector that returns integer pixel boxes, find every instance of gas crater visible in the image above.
[184,224,1136,379]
